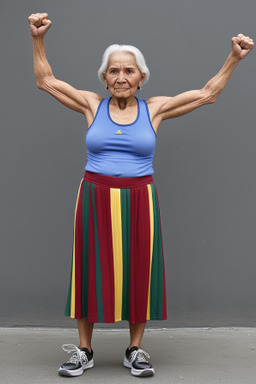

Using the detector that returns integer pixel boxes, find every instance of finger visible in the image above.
[33,13,46,24]
[242,40,250,47]
[241,39,254,49]
[34,14,47,27]
[34,19,43,27]
[247,41,254,49]
[36,13,44,21]
[45,21,52,31]
[232,36,240,43]
[242,37,250,44]
[237,34,252,42]
[28,15,39,25]
[232,37,241,46]
[42,19,52,27]
[28,14,38,21]
[36,12,49,20]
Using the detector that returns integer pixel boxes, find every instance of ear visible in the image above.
[102,72,107,85]
[139,72,146,86]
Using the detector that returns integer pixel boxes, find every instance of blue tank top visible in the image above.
[85,97,157,177]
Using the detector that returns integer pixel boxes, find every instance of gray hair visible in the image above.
[98,44,150,86]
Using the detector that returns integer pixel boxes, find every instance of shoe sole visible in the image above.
[59,359,94,377]
[123,357,155,377]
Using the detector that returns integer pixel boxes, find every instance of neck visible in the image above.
[110,95,137,110]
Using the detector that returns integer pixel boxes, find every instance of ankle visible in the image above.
[79,345,92,353]
[128,344,140,350]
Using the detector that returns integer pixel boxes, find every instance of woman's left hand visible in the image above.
[231,34,254,60]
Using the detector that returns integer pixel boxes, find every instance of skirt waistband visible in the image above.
[83,171,154,188]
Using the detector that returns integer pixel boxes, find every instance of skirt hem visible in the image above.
[64,312,167,324]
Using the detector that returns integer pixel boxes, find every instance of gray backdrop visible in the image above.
[1,0,255,328]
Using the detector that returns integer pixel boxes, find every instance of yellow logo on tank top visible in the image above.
[115,130,123,135]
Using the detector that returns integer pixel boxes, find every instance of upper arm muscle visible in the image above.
[148,89,214,122]
[38,75,100,114]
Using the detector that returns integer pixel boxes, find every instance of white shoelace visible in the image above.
[62,344,88,364]
[129,349,150,363]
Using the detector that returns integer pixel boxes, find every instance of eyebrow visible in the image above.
[108,65,136,69]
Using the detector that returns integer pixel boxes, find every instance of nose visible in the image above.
[117,71,126,83]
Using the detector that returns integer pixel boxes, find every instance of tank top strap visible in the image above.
[95,97,109,118]
[137,98,156,136]
[137,97,148,121]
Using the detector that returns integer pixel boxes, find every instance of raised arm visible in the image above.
[28,13,101,117]
[147,34,254,132]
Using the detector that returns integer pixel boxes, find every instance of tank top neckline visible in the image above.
[107,96,140,127]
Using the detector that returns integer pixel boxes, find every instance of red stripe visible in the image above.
[95,185,115,322]
[88,183,98,322]
[74,181,84,318]
[130,185,151,323]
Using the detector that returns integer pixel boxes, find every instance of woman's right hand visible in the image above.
[28,13,52,38]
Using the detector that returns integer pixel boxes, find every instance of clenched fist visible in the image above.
[28,13,52,38]
[232,34,254,60]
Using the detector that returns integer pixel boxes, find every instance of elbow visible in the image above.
[208,95,217,104]
[36,75,54,91]
[208,91,218,104]
[37,80,44,90]
[36,76,47,90]
[201,87,217,105]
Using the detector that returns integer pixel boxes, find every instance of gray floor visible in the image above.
[1,327,255,384]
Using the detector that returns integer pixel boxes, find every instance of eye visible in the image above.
[127,69,133,74]
[110,69,116,74]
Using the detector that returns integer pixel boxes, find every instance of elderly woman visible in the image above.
[28,12,253,378]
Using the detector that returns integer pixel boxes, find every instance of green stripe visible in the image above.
[64,260,72,316]
[81,181,90,318]
[150,183,164,319]
[91,183,104,322]
[121,188,131,319]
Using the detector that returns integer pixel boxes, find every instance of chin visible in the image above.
[114,89,135,97]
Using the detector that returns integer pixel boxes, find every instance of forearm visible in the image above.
[203,52,240,102]
[32,36,53,85]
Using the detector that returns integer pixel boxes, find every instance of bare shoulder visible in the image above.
[145,97,172,133]
[79,90,103,115]
[79,90,103,108]
[146,96,172,114]
[146,96,172,119]
[79,91,103,129]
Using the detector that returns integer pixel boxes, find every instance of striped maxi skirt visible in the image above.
[65,171,167,324]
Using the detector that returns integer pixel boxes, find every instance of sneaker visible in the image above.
[58,344,94,377]
[123,346,155,377]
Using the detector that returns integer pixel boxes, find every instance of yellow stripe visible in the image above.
[147,184,154,320]
[70,180,83,318]
[110,188,123,321]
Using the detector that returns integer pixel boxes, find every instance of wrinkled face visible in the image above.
[104,51,145,98]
